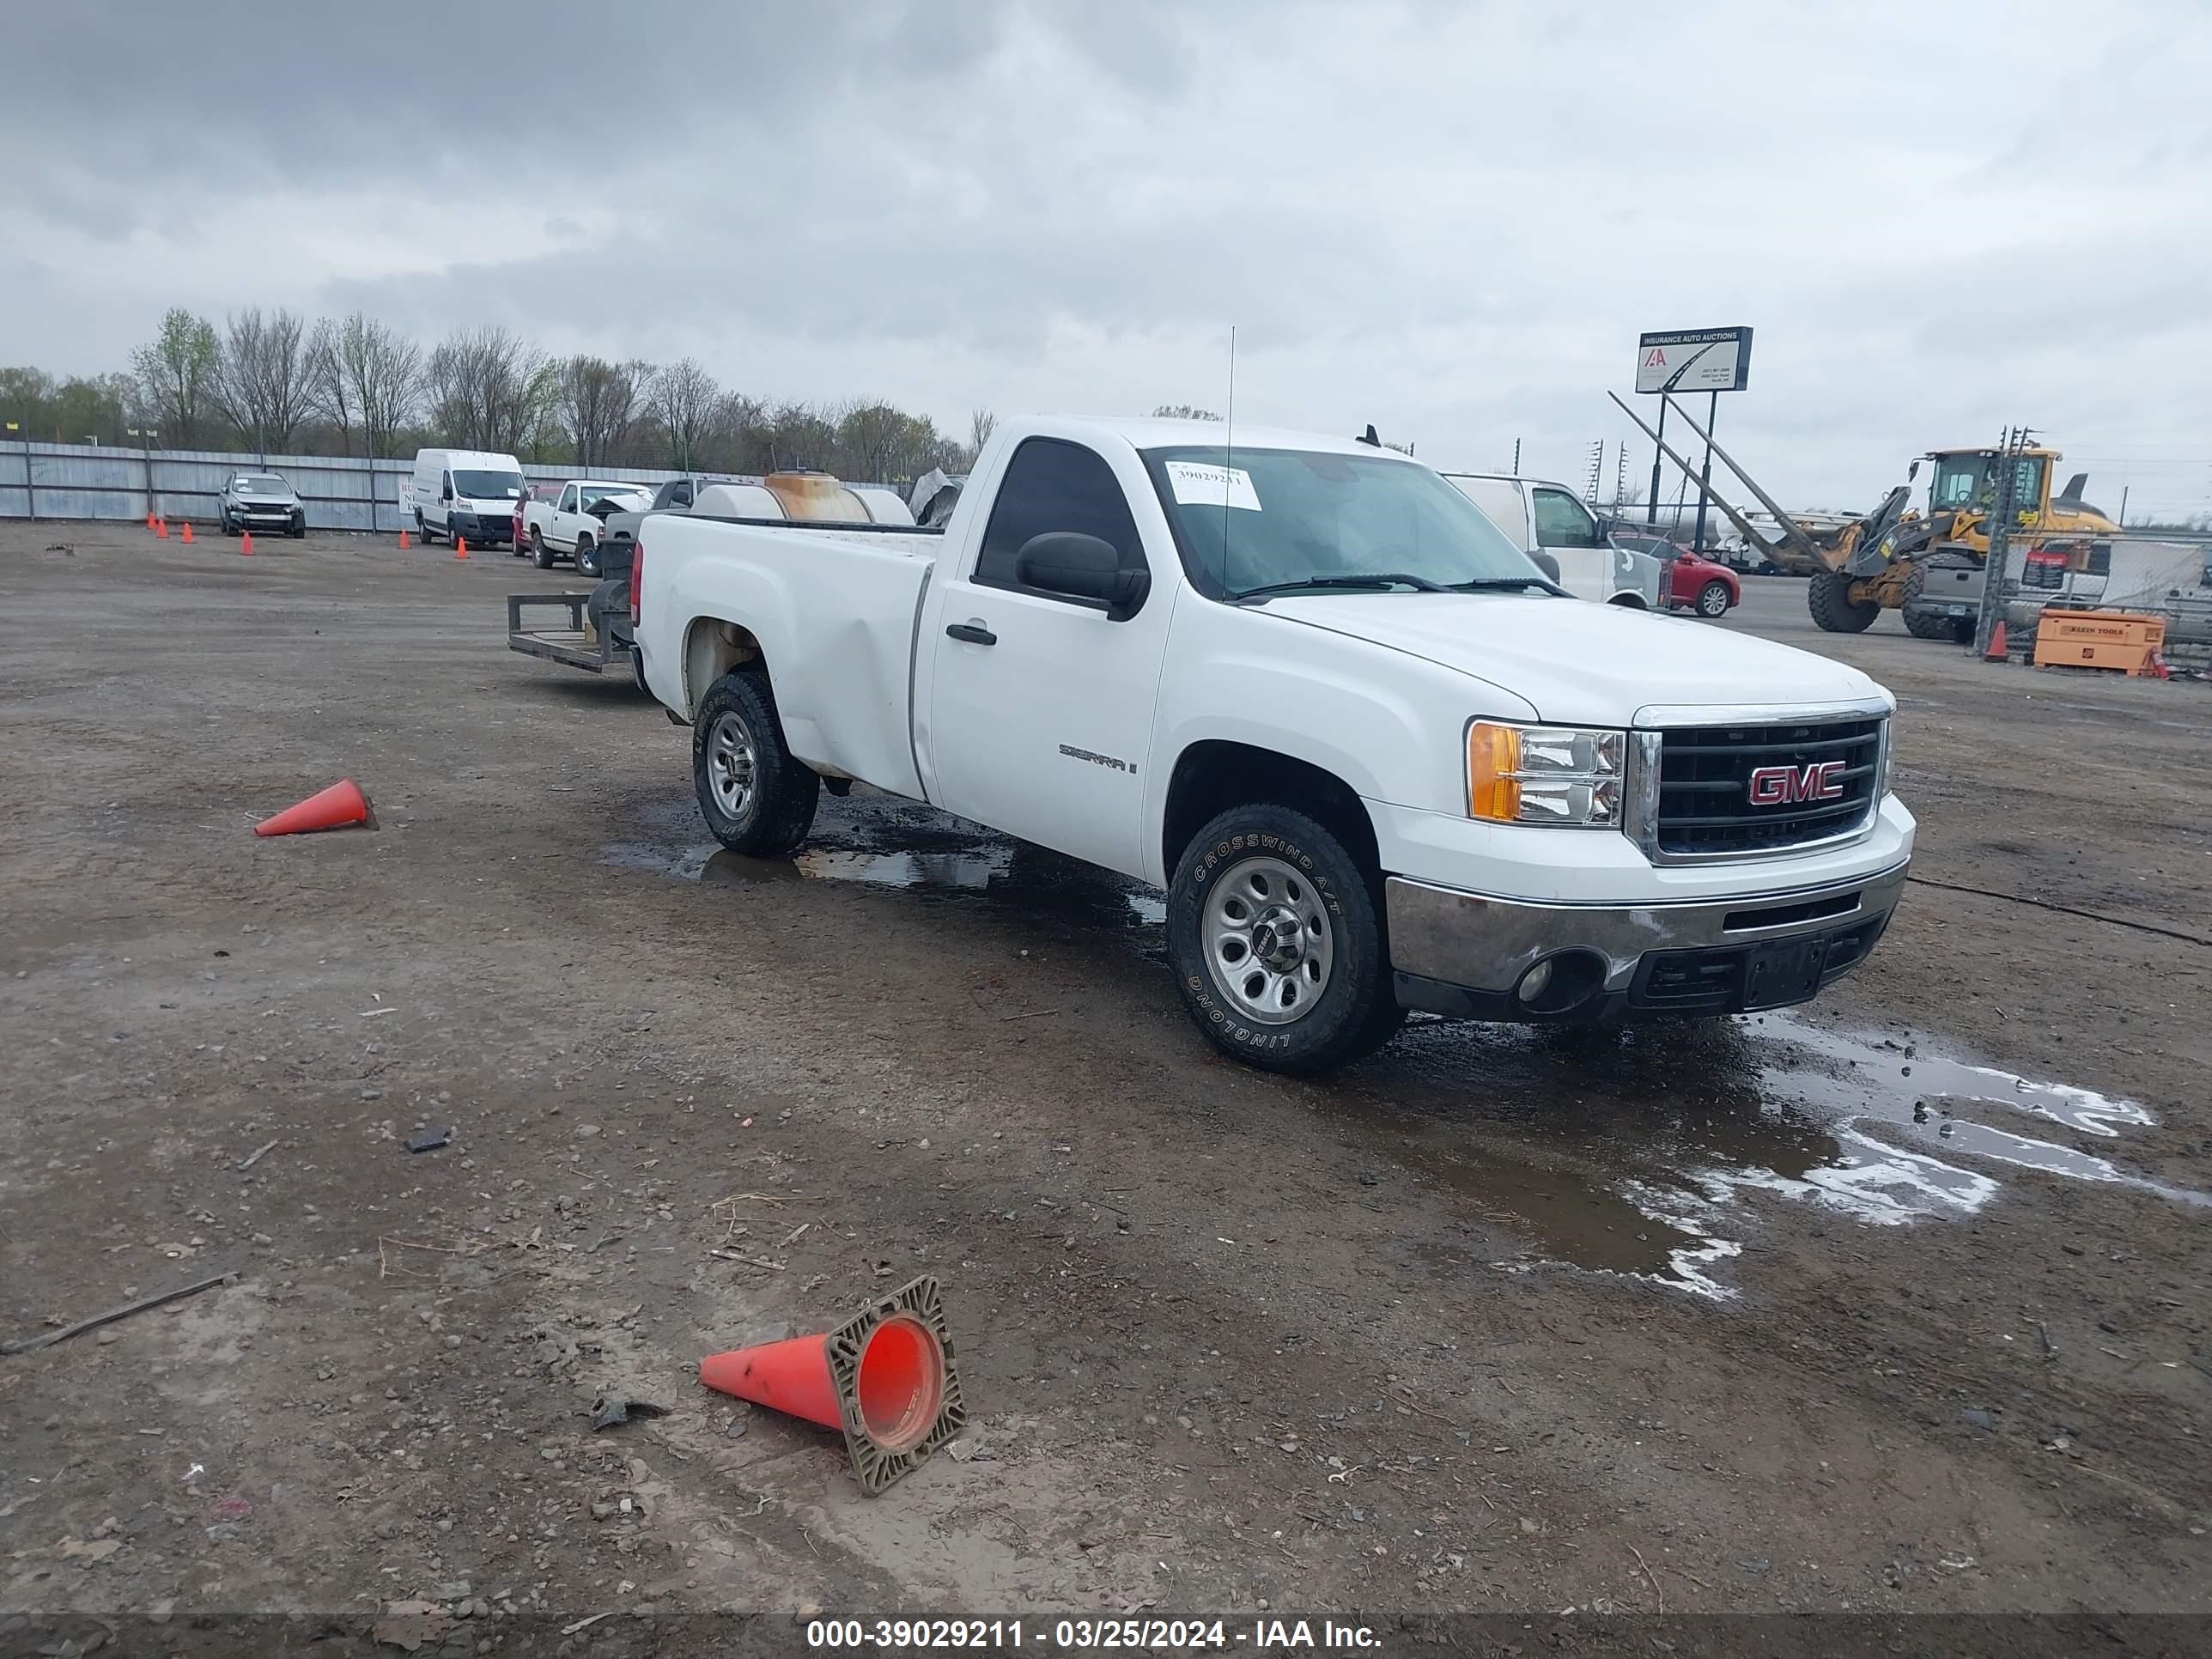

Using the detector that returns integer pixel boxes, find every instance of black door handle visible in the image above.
[945,623,996,646]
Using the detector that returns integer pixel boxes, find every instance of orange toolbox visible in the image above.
[2032,611,2167,676]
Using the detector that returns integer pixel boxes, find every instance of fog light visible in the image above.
[1516,959,1554,1003]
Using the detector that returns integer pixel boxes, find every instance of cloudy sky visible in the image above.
[6,0,2210,516]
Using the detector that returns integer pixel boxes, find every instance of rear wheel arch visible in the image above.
[1163,740,1380,890]
[681,617,764,716]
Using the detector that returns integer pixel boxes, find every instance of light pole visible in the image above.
[128,427,161,522]
[5,420,27,520]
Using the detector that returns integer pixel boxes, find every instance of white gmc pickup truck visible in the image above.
[634,416,1913,1073]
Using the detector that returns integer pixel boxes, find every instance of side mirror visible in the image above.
[441,487,453,501]
[1528,550,1561,584]
[1015,532,1149,619]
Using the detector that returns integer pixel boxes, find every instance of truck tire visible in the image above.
[532,526,554,569]
[1808,569,1880,633]
[1168,804,1401,1076]
[575,535,599,578]
[692,671,819,857]
[417,509,437,545]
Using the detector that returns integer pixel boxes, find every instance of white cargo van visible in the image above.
[408,449,526,548]
[1439,473,1660,608]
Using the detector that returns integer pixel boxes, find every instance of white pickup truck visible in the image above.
[526,478,654,576]
[634,416,1913,1073]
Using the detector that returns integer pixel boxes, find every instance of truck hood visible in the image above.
[1264,593,1885,726]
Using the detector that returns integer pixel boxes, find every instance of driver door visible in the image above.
[553,483,580,549]
[927,436,1173,879]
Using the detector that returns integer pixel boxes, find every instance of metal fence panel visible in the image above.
[0,442,704,532]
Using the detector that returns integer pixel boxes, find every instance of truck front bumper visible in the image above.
[1385,860,1909,1021]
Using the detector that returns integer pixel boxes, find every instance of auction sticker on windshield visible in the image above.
[1164,461,1261,512]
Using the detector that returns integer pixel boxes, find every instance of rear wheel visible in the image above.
[1168,804,1400,1075]
[532,526,554,569]
[1808,569,1880,633]
[692,672,819,856]
[1695,580,1732,617]
[575,535,599,578]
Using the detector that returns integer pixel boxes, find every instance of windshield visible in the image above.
[236,475,288,492]
[1141,446,1547,599]
[582,485,648,507]
[454,470,524,500]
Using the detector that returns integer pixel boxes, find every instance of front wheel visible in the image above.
[1808,569,1880,633]
[1168,804,1401,1075]
[691,672,820,856]
[1696,580,1732,617]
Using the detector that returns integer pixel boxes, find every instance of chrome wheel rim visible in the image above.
[1699,584,1729,616]
[706,711,757,823]
[1202,854,1334,1025]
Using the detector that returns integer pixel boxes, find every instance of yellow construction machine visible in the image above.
[1610,393,2120,641]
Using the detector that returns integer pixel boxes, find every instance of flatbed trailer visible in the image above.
[507,590,636,677]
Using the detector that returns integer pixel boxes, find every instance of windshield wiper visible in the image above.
[1234,572,1449,599]
[1447,576,1559,592]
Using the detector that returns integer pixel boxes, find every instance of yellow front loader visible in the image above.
[1609,393,2120,641]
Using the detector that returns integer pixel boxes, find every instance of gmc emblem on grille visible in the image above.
[1747,761,1845,805]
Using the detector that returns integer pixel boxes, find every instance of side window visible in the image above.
[670,482,692,508]
[975,438,1144,595]
[557,484,577,513]
[441,470,453,498]
[1532,488,1601,548]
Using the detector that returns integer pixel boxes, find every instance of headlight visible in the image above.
[1467,720,1626,827]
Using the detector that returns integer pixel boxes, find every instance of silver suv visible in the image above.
[218,472,306,538]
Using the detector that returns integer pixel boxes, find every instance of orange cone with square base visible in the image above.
[240,530,254,556]
[454,536,468,560]
[699,1276,964,1494]
[398,529,410,550]
[253,779,371,837]
[146,512,156,532]
[155,517,168,538]
[180,520,194,544]
[1984,619,2008,661]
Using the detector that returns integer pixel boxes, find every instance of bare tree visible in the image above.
[649,358,719,471]
[1151,404,1222,421]
[968,406,996,463]
[209,308,313,457]
[307,313,421,459]
[304,319,353,454]
[427,326,549,454]
[130,308,220,446]
[558,356,652,471]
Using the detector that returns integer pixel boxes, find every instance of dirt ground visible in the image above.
[1,523,2208,1655]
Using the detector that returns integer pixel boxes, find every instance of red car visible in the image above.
[1608,530,1741,617]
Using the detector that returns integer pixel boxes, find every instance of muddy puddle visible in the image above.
[605,791,2198,1297]
[1338,1014,2203,1294]
[601,792,1166,931]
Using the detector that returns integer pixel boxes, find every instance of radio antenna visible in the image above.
[1221,325,1236,580]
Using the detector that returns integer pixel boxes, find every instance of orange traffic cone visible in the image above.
[146,512,156,532]
[179,520,194,544]
[455,536,468,560]
[155,517,169,538]
[699,1276,963,1495]
[398,528,410,550]
[252,779,372,838]
[240,530,254,556]
[1983,619,2007,661]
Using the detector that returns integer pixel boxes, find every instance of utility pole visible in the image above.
[1510,439,1521,477]
[1972,426,2030,659]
